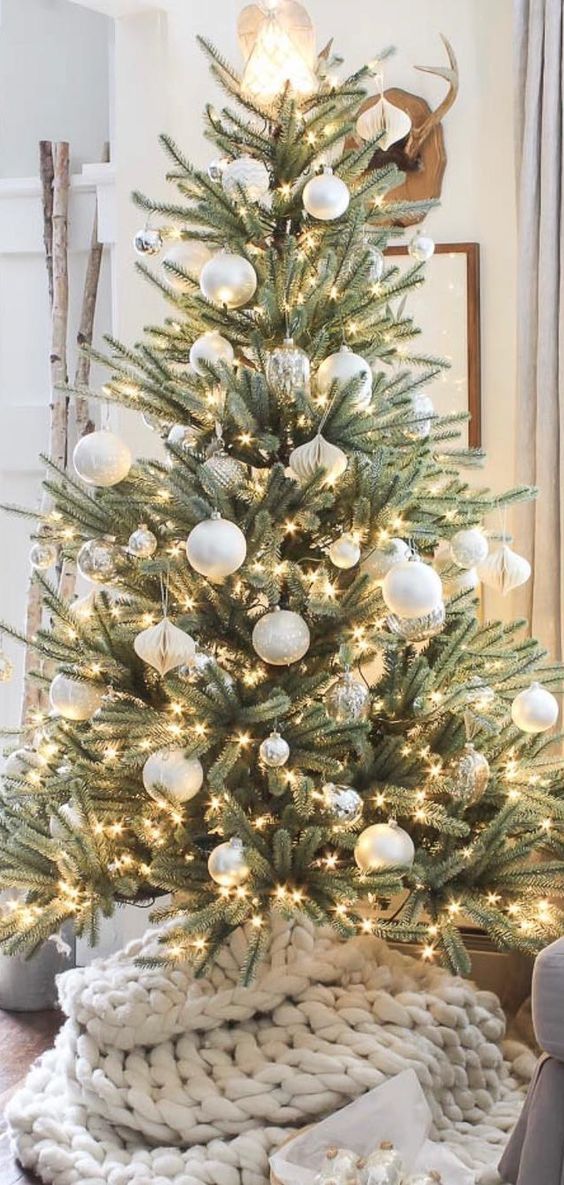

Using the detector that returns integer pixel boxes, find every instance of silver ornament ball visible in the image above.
[77,537,120,584]
[30,541,58,571]
[322,782,363,826]
[408,232,435,262]
[325,672,370,723]
[266,338,311,399]
[133,227,163,256]
[208,837,250,888]
[128,524,158,559]
[259,730,290,768]
[451,743,490,807]
[386,602,446,642]
[202,449,247,493]
[49,673,104,721]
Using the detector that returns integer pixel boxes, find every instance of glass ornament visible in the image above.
[361,538,410,584]
[0,651,14,683]
[450,743,490,807]
[405,392,435,440]
[325,672,370,723]
[3,747,44,780]
[208,837,250,888]
[316,344,372,410]
[259,730,290,767]
[142,411,172,435]
[133,618,196,676]
[238,1,317,101]
[49,673,104,721]
[186,515,247,582]
[207,157,228,182]
[133,227,163,256]
[202,449,247,493]
[317,1148,359,1185]
[222,155,270,201]
[450,528,489,569]
[408,232,435,262]
[289,433,348,485]
[367,244,385,282]
[361,1141,405,1185]
[189,331,234,375]
[322,782,363,826]
[382,560,443,619]
[167,422,200,451]
[266,337,311,399]
[328,533,361,570]
[142,747,204,803]
[73,430,132,488]
[200,252,257,308]
[303,169,350,221]
[77,537,120,584]
[354,819,415,873]
[386,603,446,642]
[511,682,559,734]
[252,608,310,665]
[29,541,58,571]
[162,241,212,289]
[127,524,158,559]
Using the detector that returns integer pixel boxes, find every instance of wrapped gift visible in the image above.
[269,1070,473,1185]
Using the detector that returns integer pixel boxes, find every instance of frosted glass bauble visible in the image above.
[477,544,531,596]
[162,241,212,289]
[325,672,370,722]
[361,538,410,584]
[186,516,247,581]
[189,331,234,375]
[49,674,103,721]
[317,345,372,410]
[356,96,412,150]
[208,837,250,887]
[29,541,58,571]
[200,253,257,308]
[382,560,443,619]
[142,747,204,803]
[222,155,270,201]
[289,433,348,484]
[128,524,158,559]
[405,392,435,439]
[354,819,415,873]
[328,533,361,569]
[76,537,119,584]
[259,730,290,767]
[511,682,559,734]
[252,608,310,665]
[73,431,131,488]
[134,618,196,676]
[303,169,350,221]
[450,528,489,569]
[408,232,435,262]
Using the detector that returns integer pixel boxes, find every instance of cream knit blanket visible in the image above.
[6,918,533,1185]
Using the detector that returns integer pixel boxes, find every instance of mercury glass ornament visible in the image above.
[133,227,163,256]
[127,524,158,559]
[322,782,363,826]
[29,540,58,571]
[0,651,14,683]
[451,743,490,807]
[77,537,120,584]
[318,1148,360,1184]
[406,1173,442,1185]
[362,1142,405,1185]
[266,338,311,399]
[202,448,247,493]
[408,232,435,262]
[259,730,290,768]
[208,837,250,888]
[386,602,446,642]
[325,671,370,723]
[354,819,415,873]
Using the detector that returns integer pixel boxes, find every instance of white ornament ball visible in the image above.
[167,423,200,450]
[3,748,44,780]
[450,528,489,569]
[408,232,435,262]
[259,730,290,768]
[29,541,58,571]
[186,516,247,582]
[222,155,270,202]
[128,524,158,559]
[189,331,234,376]
[252,609,310,666]
[73,431,132,488]
[303,169,350,221]
[511,682,559,734]
[382,560,443,619]
[406,392,435,439]
[328,533,361,570]
[200,252,257,308]
[208,837,250,888]
[49,673,104,721]
[361,538,410,584]
[317,345,372,410]
[142,748,204,803]
[354,819,415,873]
[133,227,162,256]
[162,241,212,290]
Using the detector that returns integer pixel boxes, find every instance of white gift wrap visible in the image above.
[269,1071,474,1185]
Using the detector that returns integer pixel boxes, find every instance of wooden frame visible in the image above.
[385,242,482,449]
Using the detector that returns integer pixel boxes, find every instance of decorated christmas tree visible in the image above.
[1,0,563,983]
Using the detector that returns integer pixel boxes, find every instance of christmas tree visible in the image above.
[1,2,563,983]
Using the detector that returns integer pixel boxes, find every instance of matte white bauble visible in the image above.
[162,241,212,289]
[328,533,361,570]
[142,747,204,803]
[289,433,348,485]
[450,528,489,569]
[316,345,372,410]
[252,608,310,665]
[186,516,247,582]
[222,155,270,201]
[477,544,531,596]
[208,837,250,888]
[49,674,104,721]
[189,331,234,376]
[511,682,559,734]
[303,169,350,221]
[382,560,443,619]
[134,618,196,676]
[361,538,410,584]
[354,819,415,873]
[406,392,435,440]
[408,232,435,262]
[200,252,257,308]
[73,431,132,488]
[356,96,412,150]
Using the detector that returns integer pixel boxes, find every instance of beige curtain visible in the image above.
[513,0,564,659]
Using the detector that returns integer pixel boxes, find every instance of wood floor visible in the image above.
[0,1008,62,1184]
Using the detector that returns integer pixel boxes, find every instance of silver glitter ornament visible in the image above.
[133,227,163,256]
[127,524,158,559]
[266,338,311,399]
[386,602,446,642]
[208,836,250,888]
[325,672,370,723]
[322,782,363,826]
[202,449,247,492]
[259,730,290,768]
[451,743,490,806]
[29,541,58,571]
[77,537,120,584]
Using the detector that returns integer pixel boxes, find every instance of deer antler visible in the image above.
[405,34,459,158]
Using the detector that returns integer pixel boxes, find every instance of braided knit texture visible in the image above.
[6,917,534,1185]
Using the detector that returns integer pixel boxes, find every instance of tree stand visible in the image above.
[6,917,534,1185]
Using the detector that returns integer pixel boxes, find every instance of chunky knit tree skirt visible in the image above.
[6,918,535,1185]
